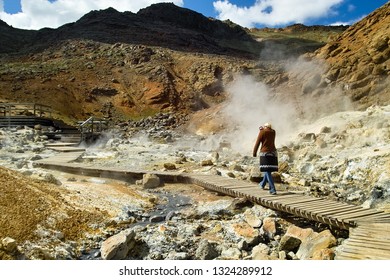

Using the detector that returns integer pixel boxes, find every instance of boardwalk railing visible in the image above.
[78,116,108,143]
[0,103,52,118]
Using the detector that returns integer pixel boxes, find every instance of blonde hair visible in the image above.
[264,123,272,128]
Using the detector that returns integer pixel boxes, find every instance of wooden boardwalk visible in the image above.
[34,151,390,260]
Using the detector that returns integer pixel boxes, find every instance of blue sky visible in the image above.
[0,0,388,30]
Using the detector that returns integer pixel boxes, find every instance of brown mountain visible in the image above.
[0,3,264,123]
[0,3,258,56]
[312,1,390,109]
[0,2,388,126]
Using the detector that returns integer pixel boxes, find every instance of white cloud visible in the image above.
[330,13,365,26]
[213,0,344,27]
[0,0,184,30]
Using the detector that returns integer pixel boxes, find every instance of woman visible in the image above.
[252,123,278,195]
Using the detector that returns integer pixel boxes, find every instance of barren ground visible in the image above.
[0,165,228,260]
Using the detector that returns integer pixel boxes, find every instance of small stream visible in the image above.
[79,191,192,260]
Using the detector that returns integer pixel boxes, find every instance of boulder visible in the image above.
[231,222,261,245]
[296,229,337,260]
[262,217,277,239]
[1,237,17,253]
[251,243,272,260]
[142,173,161,189]
[243,208,263,228]
[100,229,136,260]
[279,235,301,252]
[195,239,219,260]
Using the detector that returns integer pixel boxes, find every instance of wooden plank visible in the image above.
[349,232,390,241]
[341,246,390,258]
[310,205,359,215]
[269,194,308,201]
[285,200,329,209]
[346,240,390,249]
[357,219,390,224]
[233,187,262,194]
[355,222,390,229]
[354,214,390,222]
[283,197,326,206]
[331,208,380,218]
[295,203,354,213]
[348,234,390,243]
[292,203,350,216]
[212,184,239,188]
[345,240,390,250]
[314,204,359,213]
[335,210,385,221]
[303,201,356,210]
[335,252,365,260]
[335,250,386,260]
[222,187,260,193]
[255,194,300,202]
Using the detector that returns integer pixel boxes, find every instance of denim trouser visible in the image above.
[259,171,276,193]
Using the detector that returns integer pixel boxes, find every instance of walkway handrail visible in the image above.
[0,102,52,117]
[78,116,108,142]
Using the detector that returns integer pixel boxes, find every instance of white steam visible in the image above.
[220,74,298,153]
[217,58,354,154]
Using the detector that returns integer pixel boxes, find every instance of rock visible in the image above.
[251,243,272,260]
[320,126,332,133]
[283,225,314,240]
[249,166,261,182]
[210,151,219,162]
[315,138,328,148]
[195,239,219,260]
[312,248,335,260]
[200,159,214,166]
[230,164,244,172]
[142,173,161,189]
[287,251,299,260]
[165,251,189,260]
[262,217,277,239]
[299,133,316,142]
[163,163,176,170]
[228,198,254,211]
[243,208,263,228]
[226,172,235,178]
[149,215,166,223]
[279,235,302,252]
[231,222,261,245]
[100,229,136,260]
[43,173,62,186]
[278,250,287,260]
[1,237,17,253]
[195,200,235,217]
[29,155,43,161]
[296,229,337,260]
[220,247,242,260]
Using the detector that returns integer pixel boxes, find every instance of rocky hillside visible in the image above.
[0,2,388,127]
[0,3,352,126]
[0,3,257,56]
[0,40,259,123]
[295,2,390,110]
[0,3,267,124]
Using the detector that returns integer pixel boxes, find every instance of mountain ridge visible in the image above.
[0,2,388,125]
[0,3,258,57]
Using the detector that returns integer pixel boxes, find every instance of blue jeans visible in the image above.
[259,171,276,193]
